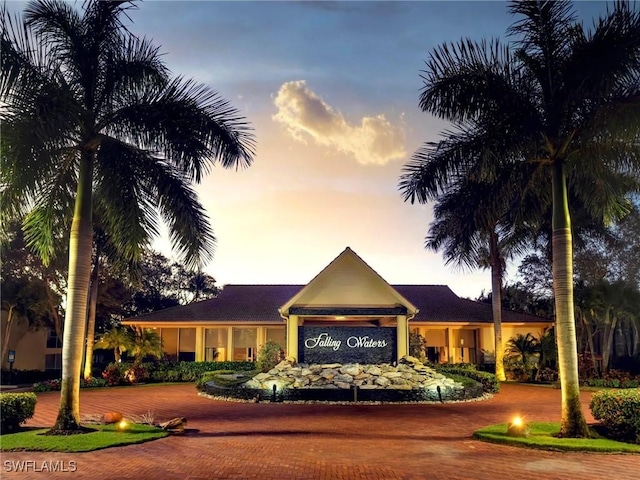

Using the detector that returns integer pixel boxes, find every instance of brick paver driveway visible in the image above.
[1,383,637,480]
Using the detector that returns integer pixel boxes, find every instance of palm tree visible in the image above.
[401,161,545,381]
[505,332,540,373]
[411,0,640,437]
[94,327,134,364]
[130,328,164,367]
[1,1,254,432]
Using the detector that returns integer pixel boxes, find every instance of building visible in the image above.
[122,247,551,365]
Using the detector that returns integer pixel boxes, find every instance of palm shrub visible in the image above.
[505,333,540,379]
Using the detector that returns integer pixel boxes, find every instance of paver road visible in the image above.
[1,383,637,480]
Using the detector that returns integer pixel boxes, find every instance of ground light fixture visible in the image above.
[506,415,530,438]
[117,419,129,432]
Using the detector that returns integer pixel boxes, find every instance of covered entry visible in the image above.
[279,247,418,363]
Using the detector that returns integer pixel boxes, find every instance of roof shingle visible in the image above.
[124,284,548,325]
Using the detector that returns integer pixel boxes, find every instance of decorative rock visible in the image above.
[320,363,342,369]
[365,366,382,376]
[340,365,362,376]
[375,376,391,387]
[334,374,354,383]
[336,382,352,389]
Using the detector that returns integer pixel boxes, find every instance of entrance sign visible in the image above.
[298,327,396,364]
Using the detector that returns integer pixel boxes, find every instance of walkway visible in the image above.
[1,383,637,480]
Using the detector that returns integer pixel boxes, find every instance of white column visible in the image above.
[396,315,408,360]
[226,327,234,362]
[195,327,204,362]
[286,315,299,361]
[446,328,454,364]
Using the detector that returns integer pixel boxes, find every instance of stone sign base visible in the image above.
[242,356,464,399]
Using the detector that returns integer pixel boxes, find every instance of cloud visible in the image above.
[272,80,406,165]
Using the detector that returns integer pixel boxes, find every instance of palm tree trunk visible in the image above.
[1,306,15,370]
[52,152,93,433]
[602,310,618,375]
[581,313,600,377]
[552,161,589,438]
[489,230,506,381]
[83,252,100,380]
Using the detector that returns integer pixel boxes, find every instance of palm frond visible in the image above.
[106,76,255,182]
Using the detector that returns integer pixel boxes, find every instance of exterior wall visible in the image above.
[0,310,54,371]
[294,254,403,307]
[14,329,51,371]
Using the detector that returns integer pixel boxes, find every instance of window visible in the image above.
[46,329,62,348]
[45,354,62,370]
[266,328,286,349]
[233,328,257,361]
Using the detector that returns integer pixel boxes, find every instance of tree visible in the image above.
[1,0,254,432]
[408,0,640,437]
[505,332,540,374]
[0,277,54,369]
[401,159,544,381]
[94,327,133,364]
[129,328,163,367]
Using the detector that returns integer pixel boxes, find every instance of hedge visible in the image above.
[1,392,37,433]
[433,365,500,393]
[590,389,640,444]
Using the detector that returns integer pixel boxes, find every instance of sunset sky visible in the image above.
[9,1,610,298]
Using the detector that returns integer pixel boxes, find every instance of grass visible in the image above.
[473,422,640,453]
[0,423,168,452]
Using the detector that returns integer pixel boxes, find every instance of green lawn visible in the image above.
[0,423,168,452]
[473,422,640,453]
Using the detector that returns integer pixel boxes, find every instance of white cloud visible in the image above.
[272,80,406,165]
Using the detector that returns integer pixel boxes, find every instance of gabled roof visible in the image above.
[123,285,303,323]
[393,285,545,324]
[123,284,548,325]
[279,247,418,315]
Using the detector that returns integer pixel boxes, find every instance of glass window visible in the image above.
[45,353,62,370]
[266,328,286,349]
[233,328,257,361]
[205,328,228,362]
[46,329,62,348]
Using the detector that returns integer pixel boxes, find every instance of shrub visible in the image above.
[0,392,37,432]
[102,363,126,386]
[33,377,107,392]
[590,389,640,444]
[33,379,61,392]
[143,360,255,382]
[256,341,284,373]
[124,365,148,383]
[434,365,500,393]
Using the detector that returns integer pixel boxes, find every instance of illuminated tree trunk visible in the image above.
[52,152,93,432]
[489,229,506,382]
[552,161,589,438]
[83,252,100,380]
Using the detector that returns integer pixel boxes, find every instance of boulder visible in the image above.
[101,412,123,424]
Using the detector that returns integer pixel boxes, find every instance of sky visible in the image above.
[9,0,613,298]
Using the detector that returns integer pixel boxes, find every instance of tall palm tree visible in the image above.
[411,0,640,437]
[1,1,254,432]
[402,159,545,381]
